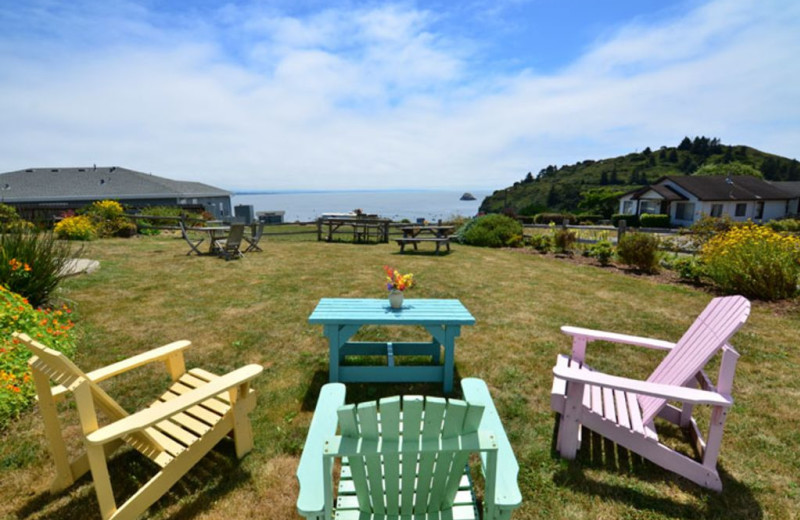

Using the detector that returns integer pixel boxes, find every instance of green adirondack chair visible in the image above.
[296,378,521,520]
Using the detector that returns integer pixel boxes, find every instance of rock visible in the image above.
[460,192,476,201]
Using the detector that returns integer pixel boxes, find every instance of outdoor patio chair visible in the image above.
[14,332,263,520]
[244,222,264,253]
[179,218,204,255]
[296,378,522,520]
[214,223,245,260]
[550,295,750,491]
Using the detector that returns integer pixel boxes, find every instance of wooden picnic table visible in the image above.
[308,298,475,393]
[316,216,391,243]
[396,225,455,254]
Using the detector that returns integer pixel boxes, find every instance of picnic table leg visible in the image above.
[442,326,461,394]
[324,325,341,383]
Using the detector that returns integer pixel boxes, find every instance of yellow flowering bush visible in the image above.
[0,285,76,428]
[701,223,800,300]
[54,215,96,240]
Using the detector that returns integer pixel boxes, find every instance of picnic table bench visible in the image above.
[395,236,451,254]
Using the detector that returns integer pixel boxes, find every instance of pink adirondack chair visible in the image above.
[551,295,750,491]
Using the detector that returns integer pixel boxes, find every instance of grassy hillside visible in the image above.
[480,136,800,217]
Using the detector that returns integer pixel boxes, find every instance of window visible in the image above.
[622,200,635,215]
[710,204,723,217]
[640,200,660,214]
[675,202,695,221]
[735,203,747,217]
[755,201,764,219]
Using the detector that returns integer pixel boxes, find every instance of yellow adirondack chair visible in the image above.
[14,332,263,520]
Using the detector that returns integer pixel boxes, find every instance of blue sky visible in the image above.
[0,0,798,190]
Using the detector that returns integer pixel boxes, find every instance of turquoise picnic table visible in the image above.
[308,298,475,393]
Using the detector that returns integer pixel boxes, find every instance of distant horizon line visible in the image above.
[230,188,492,195]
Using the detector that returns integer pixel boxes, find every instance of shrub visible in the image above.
[529,234,551,253]
[639,213,671,228]
[685,214,737,247]
[0,285,76,428]
[767,218,800,233]
[533,213,577,225]
[576,214,603,224]
[552,228,577,254]
[669,256,706,283]
[617,232,660,273]
[611,214,639,227]
[83,200,137,238]
[588,240,615,266]
[701,223,800,300]
[55,215,96,240]
[87,200,125,220]
[461,214,523,248]
[0,231,77,307]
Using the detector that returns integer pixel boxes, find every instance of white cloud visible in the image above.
[0,0,798,190]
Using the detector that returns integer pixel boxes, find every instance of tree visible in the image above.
[524,172,534,183]
[678,137,692,151]
[693,161,763,178]
[578,188,625,218]
[668,149,678,163]
[600,171,608,185]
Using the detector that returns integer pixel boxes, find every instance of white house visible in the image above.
[618,175,796,226]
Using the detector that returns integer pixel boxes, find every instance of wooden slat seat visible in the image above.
[551,355,658,441]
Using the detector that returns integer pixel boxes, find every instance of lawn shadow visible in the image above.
[14,441,251,520]
[550,417,762,519]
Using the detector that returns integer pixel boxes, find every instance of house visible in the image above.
[0,166,232,219]
[618,175,795,226]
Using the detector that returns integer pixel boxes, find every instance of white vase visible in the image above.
[388,290,404,309]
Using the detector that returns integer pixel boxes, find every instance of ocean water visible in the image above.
[232,190,489,223]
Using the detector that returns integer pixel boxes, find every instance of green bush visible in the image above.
[701,223,800,300]
[671,256,705,283]
[529,234,551,253]
[588,240,615,266]
[533,213,577,225]
[686,214,737,247]
[461,214,523,248]
[767,218,800,233]
[611,214,639,227]
[617,232,660,273]
[640,213,671,228]
[0,285,76,429]
[576,214,603,224]
[0,231,77,307]
[54,215,96,240]
[552,228,577,254]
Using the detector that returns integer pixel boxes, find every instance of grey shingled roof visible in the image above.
[770,181,800,198]
[0,166,231,203]
[665,175,791,201]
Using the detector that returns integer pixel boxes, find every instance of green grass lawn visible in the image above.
[2,234,799,519]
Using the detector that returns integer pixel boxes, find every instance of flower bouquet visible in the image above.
[383,265,414,308]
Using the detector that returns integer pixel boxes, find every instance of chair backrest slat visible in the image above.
[379,397,401,513]
[639,295,750,424]
[400,396,423,513]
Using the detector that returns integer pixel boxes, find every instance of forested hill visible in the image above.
[479,137,800,218]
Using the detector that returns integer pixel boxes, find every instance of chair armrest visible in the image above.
[553,364,732,406]
[461,378,522,511]
[52,340,192,398]
[561,326,675,351]
[86,364,263,445]
[297,383,346,518]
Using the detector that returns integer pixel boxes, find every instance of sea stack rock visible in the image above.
[460,192,476,201]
